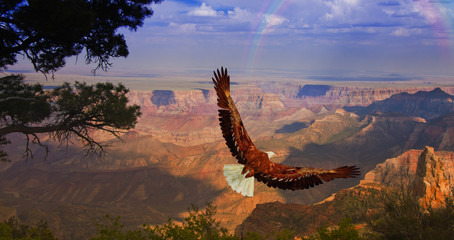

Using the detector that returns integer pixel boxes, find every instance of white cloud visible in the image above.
[188,2,223,17]
[324,0,361,21]
[263,14,288,27]
[169,22,196,33]
[227,7,255,23]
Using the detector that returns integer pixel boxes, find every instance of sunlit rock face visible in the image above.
[361,149,422,187]
[363,146,454,209]
[412,146,451,209]
[368,146,454,209]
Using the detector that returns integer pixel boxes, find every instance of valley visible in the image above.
[1,78,454,239]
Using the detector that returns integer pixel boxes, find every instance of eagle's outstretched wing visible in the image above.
[254,165,360,190]
[212,67,360,191]
[212,67,258,165]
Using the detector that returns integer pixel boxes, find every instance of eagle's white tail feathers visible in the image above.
[223,164,254,197]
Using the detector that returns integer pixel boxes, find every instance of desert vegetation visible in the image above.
[2,188,454,240]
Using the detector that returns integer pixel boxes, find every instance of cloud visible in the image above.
[263,14,288,27]
[114,0,454,77]
[324,0,360,21]
[169,22,197,32]
[227,7,256,23]
[188,2,223,17]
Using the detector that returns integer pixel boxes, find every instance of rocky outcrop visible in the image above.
[234,184,386,238]
[411,146,451,209]
[362,147,454,194]
[361,149,421,187]
[361,147,454,189]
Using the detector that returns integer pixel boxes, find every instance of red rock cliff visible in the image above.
[411,146,451,209]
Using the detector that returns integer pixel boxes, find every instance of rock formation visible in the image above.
[411,146,451,209]
[234,184,386,238]
[344,88,454,120]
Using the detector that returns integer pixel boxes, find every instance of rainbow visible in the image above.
[244,0,454,71]
[244,0,293,71]
[413,0,453,62]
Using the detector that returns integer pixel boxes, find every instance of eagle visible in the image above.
[212,67,360,197]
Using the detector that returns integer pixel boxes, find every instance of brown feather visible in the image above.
[212,67,257,166]
[212,67,361,191]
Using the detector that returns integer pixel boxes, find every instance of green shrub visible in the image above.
[370,190,454,240]
[145,203,236,240]
[0,216,57,240]
[307,218,362,240]
[90,203,236,240]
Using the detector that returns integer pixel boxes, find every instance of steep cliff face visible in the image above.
[362,146,453,209]
[363,145,454,210]
[362,147,454,191]
[411,146,451,209]
[361,149,421,187]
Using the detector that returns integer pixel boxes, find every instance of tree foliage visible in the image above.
[311,218,362,240]
[146,204,236,240]
[370,190,454,240]
[0,216,57,240]
[0,74,141,160]
[90,214,145,240]
[90,203,237,240]
[1,0,162,75]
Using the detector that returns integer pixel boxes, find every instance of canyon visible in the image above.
[1,80,454,239]
[236,146,454,237]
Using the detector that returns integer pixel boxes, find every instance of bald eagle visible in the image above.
[212,67,360,197]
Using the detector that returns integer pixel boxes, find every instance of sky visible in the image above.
[9,0,454,81]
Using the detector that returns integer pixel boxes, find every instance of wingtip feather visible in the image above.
[212,67,231,109]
